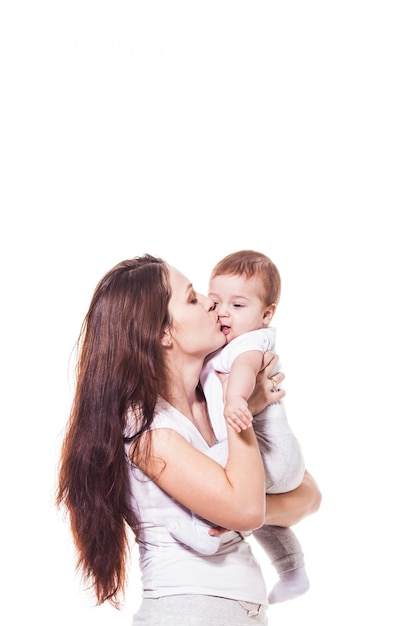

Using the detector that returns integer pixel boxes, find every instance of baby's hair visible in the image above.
[210,250,281,305]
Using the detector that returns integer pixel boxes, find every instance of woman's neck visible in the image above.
[164,358,202,414]
[164,360,217,446]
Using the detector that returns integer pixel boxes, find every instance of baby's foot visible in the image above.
[167,518,222,555]
[268,567,310,604]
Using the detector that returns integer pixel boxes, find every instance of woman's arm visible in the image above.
[265,470,322,527]
[209,470,322,538]
[132,423,266,532]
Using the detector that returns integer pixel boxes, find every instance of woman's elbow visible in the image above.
[302,469,322,516]
[232,504,265,532]
[311,484,322,514]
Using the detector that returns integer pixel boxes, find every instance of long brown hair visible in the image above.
[56,254,171,607]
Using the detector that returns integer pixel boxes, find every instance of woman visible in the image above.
[57,254,321,625]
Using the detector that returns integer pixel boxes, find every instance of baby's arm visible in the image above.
[224,350,264,432]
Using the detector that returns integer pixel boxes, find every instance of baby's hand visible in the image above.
[224,396,253,432]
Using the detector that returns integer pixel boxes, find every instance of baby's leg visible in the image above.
[254,404,305,493]
[167,515,222,555]
[253,524,309,603]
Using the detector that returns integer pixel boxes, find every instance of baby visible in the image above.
[168,250,309,604]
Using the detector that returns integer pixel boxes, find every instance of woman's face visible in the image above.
[167,266,226,359]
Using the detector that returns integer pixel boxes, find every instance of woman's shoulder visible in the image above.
[125,400,212,451]
[124,401,188,439]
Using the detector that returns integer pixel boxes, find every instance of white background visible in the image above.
[1,1,416,624]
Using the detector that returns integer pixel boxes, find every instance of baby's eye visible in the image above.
[233,303,244,308]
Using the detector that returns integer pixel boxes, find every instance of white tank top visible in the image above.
[124,400,268,604]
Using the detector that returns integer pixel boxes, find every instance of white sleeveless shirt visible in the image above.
[124,399,268,604]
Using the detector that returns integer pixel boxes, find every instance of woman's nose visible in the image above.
[204,295,216,311]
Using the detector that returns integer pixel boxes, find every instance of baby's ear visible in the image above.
[263,303,276,324]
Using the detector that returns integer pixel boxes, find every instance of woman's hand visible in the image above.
[216,351,284,416]
[248,350,285,416]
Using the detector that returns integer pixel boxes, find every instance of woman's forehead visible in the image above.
[168,265,193,294]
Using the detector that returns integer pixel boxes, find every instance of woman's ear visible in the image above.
[262,303,276,325]
[161,329,172,347]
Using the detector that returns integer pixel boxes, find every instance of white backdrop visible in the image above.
[1,2,416,624]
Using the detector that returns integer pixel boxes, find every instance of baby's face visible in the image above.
[208,274,269,343]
